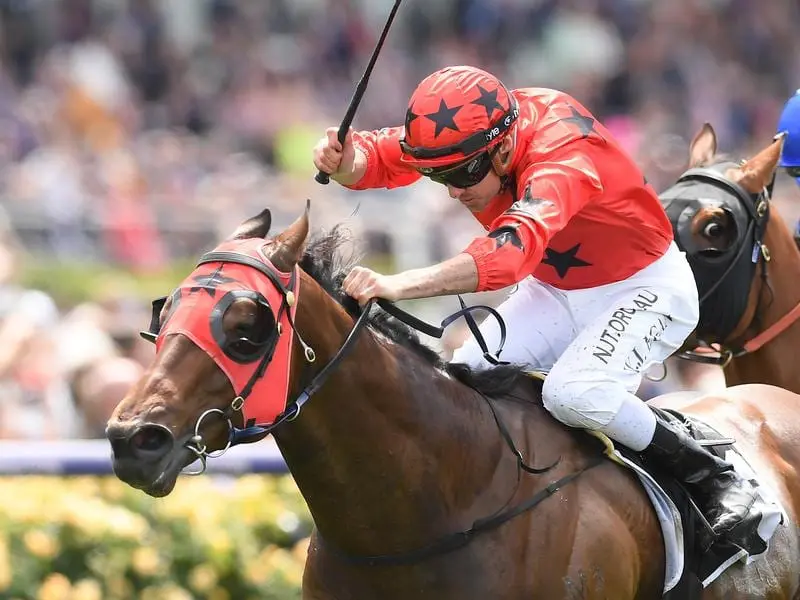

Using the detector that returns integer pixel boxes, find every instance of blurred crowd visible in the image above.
[0,0,798,439]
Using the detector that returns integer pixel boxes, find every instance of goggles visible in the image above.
[418,147,499,188]
[784,166,800,179]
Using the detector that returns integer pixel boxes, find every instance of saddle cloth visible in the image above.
[525,372,786,596]
[603,414,786,596]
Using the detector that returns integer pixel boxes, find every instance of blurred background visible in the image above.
[0,0,798,597]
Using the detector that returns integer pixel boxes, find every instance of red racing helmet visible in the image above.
[399,65,519,170]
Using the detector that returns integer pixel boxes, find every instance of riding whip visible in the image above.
[315,0,404,185]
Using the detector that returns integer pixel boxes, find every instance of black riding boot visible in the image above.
[641,409,759,540]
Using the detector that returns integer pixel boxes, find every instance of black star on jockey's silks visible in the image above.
[561,106,601,140]
[542,244,592,279]
[507,185,556,220]
[190,269,237,298]
[471,85,504,119]
[489,226,524,251]
[424,99,462,138]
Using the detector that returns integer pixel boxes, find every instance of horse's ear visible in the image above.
[689,122,717,167]
[228,209,272,240]
[271,200,311,270]
[737,133,785,194]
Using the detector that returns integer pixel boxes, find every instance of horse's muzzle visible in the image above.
[106,421,178,493]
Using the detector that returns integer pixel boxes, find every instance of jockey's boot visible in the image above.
[640,408,759,540]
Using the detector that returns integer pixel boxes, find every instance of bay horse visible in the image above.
[659,125,800,392]
[107,204,800,599]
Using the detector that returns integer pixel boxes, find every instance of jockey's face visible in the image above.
[443,135,514,213]
[446,168,503,212]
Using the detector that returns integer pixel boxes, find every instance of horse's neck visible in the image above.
[727,216,800,391]
[272,284,515,556]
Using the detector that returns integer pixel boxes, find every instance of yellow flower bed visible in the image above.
[0,475,310,600]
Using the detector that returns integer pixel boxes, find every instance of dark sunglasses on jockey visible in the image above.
[784,166,800,179]
[418,146,501,188]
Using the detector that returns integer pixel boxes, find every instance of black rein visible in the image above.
[144,251,604,567]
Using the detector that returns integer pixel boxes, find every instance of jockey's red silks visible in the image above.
[156,238,299,426]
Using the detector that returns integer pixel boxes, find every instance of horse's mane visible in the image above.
[297,226,532,399]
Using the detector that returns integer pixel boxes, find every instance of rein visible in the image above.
[148,249,605,566]
[175,250,519,455]
[670,168,800,366]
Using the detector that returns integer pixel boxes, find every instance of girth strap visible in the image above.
[321,457,604,567]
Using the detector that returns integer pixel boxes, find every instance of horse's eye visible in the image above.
[222,298,274,345]
[218,296,277,363]
[703,222,723,238]
[234,319,256,334]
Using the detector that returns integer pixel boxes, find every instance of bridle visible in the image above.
[144,248,533,472]
[662,165,800,366]
[142,247,608,566]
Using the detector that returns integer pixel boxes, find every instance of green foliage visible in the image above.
[18,253,397,309]
[18,260,195,307]
[0,475,311,600]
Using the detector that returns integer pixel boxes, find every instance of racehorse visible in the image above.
[107,202,800,599]
[660,125,800,393]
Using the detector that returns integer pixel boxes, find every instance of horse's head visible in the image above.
[659,124,784,344]
[106,204,312,497]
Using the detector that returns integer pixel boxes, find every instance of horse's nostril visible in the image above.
[129,424,174,460]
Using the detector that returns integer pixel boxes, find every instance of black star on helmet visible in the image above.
[190,269,237,298]
[471,85,505,119]
[405,106,419,130]
[424,99,462,138]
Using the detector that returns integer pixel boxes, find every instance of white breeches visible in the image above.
[451,242,700,450]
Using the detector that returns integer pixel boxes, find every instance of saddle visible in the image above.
[618,408,781,597]
[522,373,784,597]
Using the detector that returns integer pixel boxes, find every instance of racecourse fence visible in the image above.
[0,438,288,475]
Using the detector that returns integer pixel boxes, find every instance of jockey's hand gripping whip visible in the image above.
[315,0,404,185]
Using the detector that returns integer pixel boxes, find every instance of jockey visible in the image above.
[776,88,800,186]
[776,89,800,244]
[313,65,759,542]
